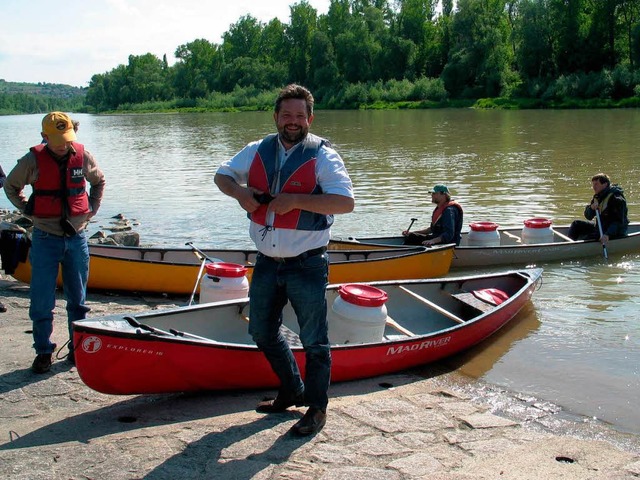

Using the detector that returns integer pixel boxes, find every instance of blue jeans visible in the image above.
[249,250,331,410]
[29,228,90,355]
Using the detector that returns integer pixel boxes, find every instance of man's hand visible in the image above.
[267,193,296,215]
[238,187,261,213]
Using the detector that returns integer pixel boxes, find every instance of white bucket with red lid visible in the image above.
[329,284,388,344]
[522,217,554,244]
[467,221,500,246]
[199,262,249,303]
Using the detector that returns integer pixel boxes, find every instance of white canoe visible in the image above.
[329,222,640,268]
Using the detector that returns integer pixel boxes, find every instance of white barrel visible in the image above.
[329,284,388,344]
[199,262,249,303]
[467,221,500,246]
[522,217,554,244]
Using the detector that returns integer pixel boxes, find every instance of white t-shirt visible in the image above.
[217,135,354,258]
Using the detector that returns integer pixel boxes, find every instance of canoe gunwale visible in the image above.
[73,268,542,352]
[330,223,640,267]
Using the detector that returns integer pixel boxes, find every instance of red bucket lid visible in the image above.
[338,284,388,307]
[205,262,247,277]
[469,221,499,232]
[524,217,552,228]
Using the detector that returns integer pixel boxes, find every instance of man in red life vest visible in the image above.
[4,112,105,373]
[402,184,463,246]
[215,84,354,436]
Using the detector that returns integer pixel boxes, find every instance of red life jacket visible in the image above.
[27,143,91,218]
[247,134,333,230]
[432,200,463,225]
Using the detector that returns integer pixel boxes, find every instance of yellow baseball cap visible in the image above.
[42,112,77,146]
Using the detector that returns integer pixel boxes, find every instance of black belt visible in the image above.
[262,246,327,264]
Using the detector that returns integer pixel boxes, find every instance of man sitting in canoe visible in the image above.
[568,173,629,243]
[402,184,463,246]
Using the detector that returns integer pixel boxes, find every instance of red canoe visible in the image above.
[72,268,542,395]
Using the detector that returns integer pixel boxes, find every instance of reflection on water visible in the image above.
[438,303,542,379]
[1,110,639,434]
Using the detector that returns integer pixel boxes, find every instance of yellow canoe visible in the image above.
[11,244,454,295]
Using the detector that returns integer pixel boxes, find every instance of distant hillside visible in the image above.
[0,79,86,99]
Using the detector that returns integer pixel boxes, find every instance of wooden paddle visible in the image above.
[595,209,609,260]
[406,217,417,232]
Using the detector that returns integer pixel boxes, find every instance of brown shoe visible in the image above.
[32,353,52,374]
[290,407,326,436]
[256,391,304,413]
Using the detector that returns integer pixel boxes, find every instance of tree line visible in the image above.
[17,0,640,113]
[0,80,85,115]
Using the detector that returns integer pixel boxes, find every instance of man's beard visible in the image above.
[278,124,308,145]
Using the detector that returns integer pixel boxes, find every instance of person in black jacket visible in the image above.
[568,173,629,244]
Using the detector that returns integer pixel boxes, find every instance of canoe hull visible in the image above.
[73,268,542,395]
[11,244,454,295]
[330,223,640,268]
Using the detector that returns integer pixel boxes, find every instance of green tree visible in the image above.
[618,0,640,67]
[549,0,588,74]
[260,18,289,64]
[85,74,108,111]
[442,0,515,98]
[173,39,221,98]
[513,0,556,80]
[286,1,319,83]
[126,53,172,102]
[308,30,341,94]
[394,0,438,76]
[222,15,264,61]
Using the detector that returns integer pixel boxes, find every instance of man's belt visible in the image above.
[262,246,327,264]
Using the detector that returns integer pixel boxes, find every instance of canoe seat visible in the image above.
[280,325,302,347]
[240,312,302,347]
[384,334,409,341]
[451,292,497,313]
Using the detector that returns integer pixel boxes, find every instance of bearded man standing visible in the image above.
[215,84,354,436]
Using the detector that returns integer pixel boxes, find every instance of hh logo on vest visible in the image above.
[71,167,84,180]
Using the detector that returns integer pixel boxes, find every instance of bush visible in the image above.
[339,83,370,108]
[410,77,448,101]
[381,79,413,102]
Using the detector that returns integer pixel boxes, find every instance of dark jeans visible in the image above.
[567,220,599,241]
[403,232,435,246]
[248,250,330,410]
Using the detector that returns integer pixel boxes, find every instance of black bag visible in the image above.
[0,230,31,275]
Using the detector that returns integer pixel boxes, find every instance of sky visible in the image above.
[0,0,331,88]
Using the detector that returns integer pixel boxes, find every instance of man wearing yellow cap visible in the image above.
[4,112,105,373]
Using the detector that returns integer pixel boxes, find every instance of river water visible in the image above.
[1,109,639,435]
